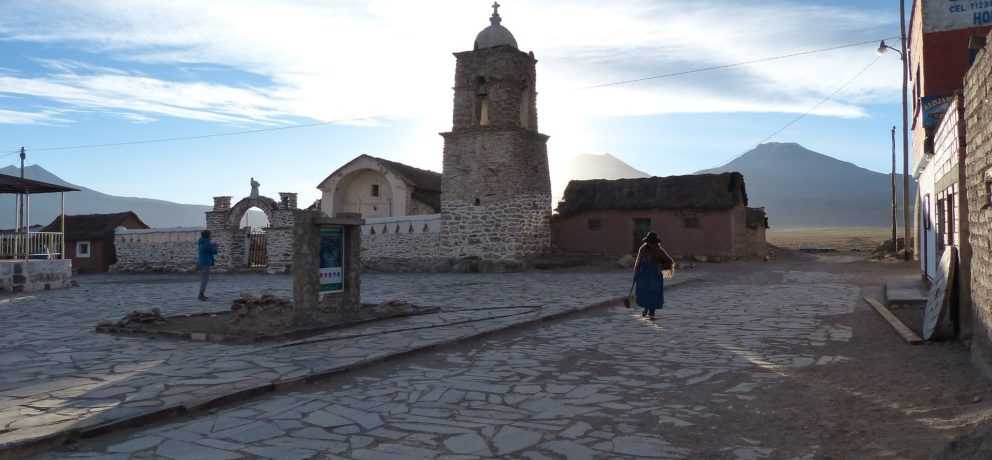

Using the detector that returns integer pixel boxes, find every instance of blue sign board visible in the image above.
[319,226,344,294]
[922,95,954,128]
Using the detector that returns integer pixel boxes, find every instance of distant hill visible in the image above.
[554,153,650,203]
[564,153,650,181]
[0,165,266,229]
[697,142,916,229]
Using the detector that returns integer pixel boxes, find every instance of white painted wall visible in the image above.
[318,156,410,219]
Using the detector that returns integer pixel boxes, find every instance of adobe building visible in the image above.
[553,173,768,260]
[438,3,552,261]
[909,0,992,167]
[43,212,149,273]
[909,0,992,339]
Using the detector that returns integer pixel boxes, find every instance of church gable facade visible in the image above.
[317,155,441,219]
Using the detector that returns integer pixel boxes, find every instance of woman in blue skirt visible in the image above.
[634,232,675,320]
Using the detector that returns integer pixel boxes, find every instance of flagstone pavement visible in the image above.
[1,271,696,456]
[34,269,858,459]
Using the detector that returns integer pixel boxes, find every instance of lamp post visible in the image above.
[878,4,910,260]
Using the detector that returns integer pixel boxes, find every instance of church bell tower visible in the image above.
[440,3,552,261]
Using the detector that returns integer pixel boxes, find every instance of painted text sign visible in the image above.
[925,0,992,32]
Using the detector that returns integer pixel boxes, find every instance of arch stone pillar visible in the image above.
[205,193,301,273]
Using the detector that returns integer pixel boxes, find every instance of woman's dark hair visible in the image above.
[201,230,211,239]
[642,231,660,244]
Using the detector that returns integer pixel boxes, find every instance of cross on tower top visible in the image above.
[492,2,500,16]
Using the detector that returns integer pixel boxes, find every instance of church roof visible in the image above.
[556,173,750,216]
[474,3,518,50]
[43,211,149,241]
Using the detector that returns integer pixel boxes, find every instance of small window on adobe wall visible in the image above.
[587,219,602,231]
[684,217,700,228]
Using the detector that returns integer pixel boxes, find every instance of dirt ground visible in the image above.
[721,252,992,459]
[768,227,894,252]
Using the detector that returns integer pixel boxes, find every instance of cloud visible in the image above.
[0,0,900,134]
[0,108,70,125]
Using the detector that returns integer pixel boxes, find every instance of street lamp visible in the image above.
[877,40,903,57]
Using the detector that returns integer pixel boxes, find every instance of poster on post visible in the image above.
[319,226,344,295]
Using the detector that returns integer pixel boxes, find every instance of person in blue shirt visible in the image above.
[633,232,674,320]
[197,230,218,301]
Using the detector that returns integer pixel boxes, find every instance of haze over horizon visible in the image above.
[0,0,906,206]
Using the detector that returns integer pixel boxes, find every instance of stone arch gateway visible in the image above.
[205,192,301,273]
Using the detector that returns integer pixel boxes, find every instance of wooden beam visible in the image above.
[864,296,923,345]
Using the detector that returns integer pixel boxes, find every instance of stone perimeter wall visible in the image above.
[112,228,202,273]
[360,215,442,272]
[965,37,992,378]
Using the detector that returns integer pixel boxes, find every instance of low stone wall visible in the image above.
[112,228,202,273]
[0,259,72,292]
[361,215,442,271]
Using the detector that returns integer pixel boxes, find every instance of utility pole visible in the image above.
[900,0,911,260]
[891,126,897,256]
[18,147,25,233]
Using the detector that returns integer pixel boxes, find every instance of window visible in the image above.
[76,241,91,258]
[476,77,490,126]
[371,184,380,197]
[684,217,700,228]
[587,219,602,231]
[985,170,992,208]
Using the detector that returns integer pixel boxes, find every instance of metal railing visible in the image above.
[0,232,64,259]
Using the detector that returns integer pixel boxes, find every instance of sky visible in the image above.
[0,0,905,206]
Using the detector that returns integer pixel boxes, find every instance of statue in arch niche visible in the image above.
[250,177,260,200]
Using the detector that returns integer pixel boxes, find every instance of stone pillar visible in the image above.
[213,196,232,211]
[292,211,363,326]
[279,193,299,210]
[205,209,234,271]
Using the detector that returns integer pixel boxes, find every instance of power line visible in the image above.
[25,115,383,153]
[755,54,882,145]
[11,36,897,154]
[578,37,896,90]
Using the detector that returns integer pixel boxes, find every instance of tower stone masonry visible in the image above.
[439,5,552,261]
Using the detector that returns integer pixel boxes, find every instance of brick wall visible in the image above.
[964,35,992,376]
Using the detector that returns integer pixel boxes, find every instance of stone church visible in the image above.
[320,4,552,267]
[439,3,552,260]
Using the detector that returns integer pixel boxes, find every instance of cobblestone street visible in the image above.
[30,263,885,459]
[1,271,676,455]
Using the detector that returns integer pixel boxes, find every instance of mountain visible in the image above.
[697,142,916,229]
[564,153,650,181]
[554,153,650,203]
[0,165,264,229]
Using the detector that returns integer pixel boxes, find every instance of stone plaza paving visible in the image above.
[28,268,860,459]
[0,271,689,457]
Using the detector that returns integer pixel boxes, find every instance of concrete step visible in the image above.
[884,276,928,307]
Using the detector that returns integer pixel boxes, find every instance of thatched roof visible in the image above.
[556,172,749,216]
[43,212,149,241]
